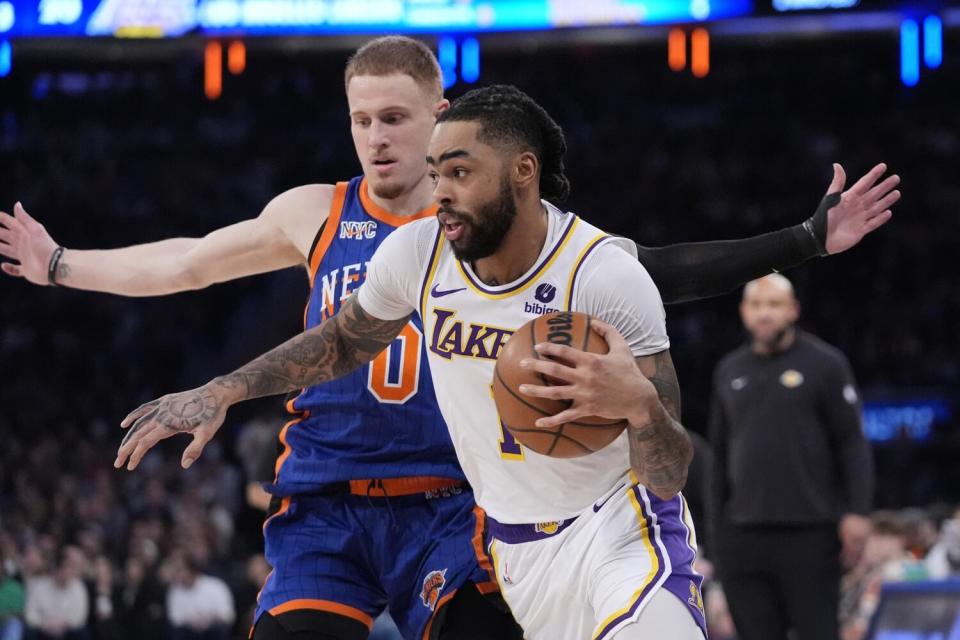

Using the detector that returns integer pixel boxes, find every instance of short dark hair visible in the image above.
[345,36,443,100]
[437,84,571,202]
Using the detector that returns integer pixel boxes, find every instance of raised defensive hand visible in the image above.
[115,384,230,471]
[820,163,900,255]
[0,202,60,283]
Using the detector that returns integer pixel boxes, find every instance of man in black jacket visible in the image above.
[709,274,873,640]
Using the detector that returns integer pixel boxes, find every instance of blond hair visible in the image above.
[344,36,443,99]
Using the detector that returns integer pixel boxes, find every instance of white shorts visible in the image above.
[485,473,706,640]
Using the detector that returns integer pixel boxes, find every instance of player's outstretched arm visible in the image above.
[0,185,329,295]
[518,320,692,500]
[636,163,900,305]
[114,296,410,471]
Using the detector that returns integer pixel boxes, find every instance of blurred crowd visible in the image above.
[1,32,957,639]
[701,505,960,640]
[0,423,271,640]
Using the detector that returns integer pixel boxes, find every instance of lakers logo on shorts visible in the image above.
[780,369,805,388]
[688,581,705,615]
[420,568,447,610]
[534,521,560,535]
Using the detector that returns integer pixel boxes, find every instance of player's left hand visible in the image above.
[821,163,900,255]
[518,319,658,429]
[115,383,229,471]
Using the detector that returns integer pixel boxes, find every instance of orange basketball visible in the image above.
[492,311,627,458]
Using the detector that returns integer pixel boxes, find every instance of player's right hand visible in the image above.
[115,383,230,472]
[0,202,60,284]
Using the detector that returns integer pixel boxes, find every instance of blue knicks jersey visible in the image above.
[269,177,464,495]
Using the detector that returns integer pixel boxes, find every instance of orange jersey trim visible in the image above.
[471,506,497,585]
[347,476,463,497]
[421,588,459,640]
[308,182,348,288]
[272,396,309,482]
[261,496,292,536]
[254,496,293,614]
[359,177,438,227]
[268,599,374,630]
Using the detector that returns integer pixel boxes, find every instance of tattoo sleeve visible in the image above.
[629,350,693,500]
[213,296,410,400]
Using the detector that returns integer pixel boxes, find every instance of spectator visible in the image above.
[164,552,234,640]
[114,557,166,640]
[0,554,25,640]
[839,511,916,640]
[23,547,89,640]
[925,506,960,579]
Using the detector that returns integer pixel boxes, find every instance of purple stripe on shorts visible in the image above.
[593,485,667,640]
[485,515,578,544]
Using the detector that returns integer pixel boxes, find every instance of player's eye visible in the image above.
[384,114,404,124]
[428,172,439,184]
[354,119,371,127]
[454,168,468,179]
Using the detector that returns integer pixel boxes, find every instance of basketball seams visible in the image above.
[493,311,627,457]
[508,424,595,455]
[493,366,554,418]
[546,429,561,456]
[529,312,555,390]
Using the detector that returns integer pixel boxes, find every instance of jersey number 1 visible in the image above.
[367,323,422,404]
[489,384,524,460]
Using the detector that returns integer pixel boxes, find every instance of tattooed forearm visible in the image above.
[629,350,693,500]
[214,296,410,401]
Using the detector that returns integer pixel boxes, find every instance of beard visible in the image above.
[370,176,406,200]
[442,176,517,262]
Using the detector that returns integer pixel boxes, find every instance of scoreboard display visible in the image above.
[4,0,955,39]
[0,0,753,38]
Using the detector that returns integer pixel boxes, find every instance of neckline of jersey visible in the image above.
[456,204,576,298]
[359,177,438,226]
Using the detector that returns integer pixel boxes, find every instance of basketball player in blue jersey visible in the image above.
[3,38,899,640]
[113,84,900,638]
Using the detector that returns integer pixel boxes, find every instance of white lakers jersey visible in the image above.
[358,204,670,522]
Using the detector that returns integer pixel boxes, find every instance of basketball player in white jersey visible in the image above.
[115,84,719,638]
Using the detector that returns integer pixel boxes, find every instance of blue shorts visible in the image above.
[254,483,498,639]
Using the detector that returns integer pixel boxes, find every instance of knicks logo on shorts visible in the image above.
[420,568,447,610]
[339,220,378,240]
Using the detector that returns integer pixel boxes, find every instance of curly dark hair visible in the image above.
[437,84,571,202]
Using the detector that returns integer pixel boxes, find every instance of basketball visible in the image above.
[492,311,628,458]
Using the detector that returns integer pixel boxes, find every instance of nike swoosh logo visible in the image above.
[431,284,467,298]
[593,484,625,512]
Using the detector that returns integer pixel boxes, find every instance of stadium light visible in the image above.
[923,15,942,69]
[900,19,920,87]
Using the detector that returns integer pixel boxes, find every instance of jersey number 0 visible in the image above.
[367,323,423,404]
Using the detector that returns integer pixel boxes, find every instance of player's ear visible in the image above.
[434,98,450,118]
[514,151,539,189]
